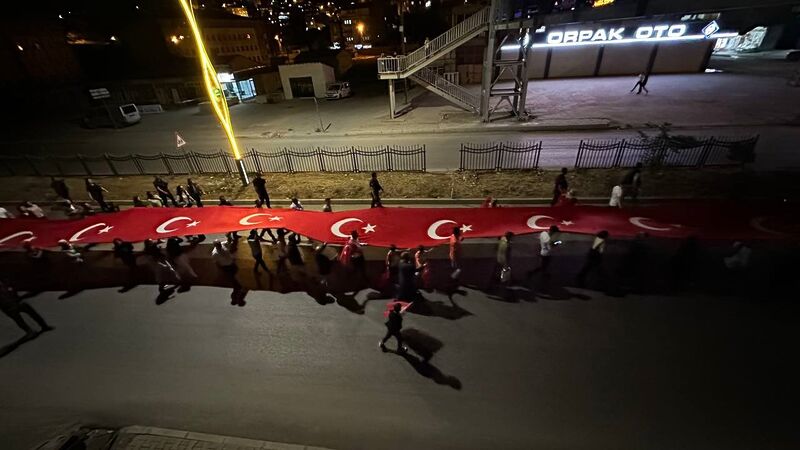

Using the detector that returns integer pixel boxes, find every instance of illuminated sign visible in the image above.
[593,0,615,7]
[505,21,738,50]
[217,72,235,83]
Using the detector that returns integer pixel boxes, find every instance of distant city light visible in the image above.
[110,35,117,41]
[16,44,23,51]
[170,35,180,44]
[425,0,431,7]
[58,14,63,19]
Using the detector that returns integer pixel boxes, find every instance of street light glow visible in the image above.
[177,0,244,168]
[356,22,365,35]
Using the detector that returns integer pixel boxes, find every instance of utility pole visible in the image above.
[399,0,409,105]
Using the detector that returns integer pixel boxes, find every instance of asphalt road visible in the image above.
[3,116,798,171]
[1,281,797,450]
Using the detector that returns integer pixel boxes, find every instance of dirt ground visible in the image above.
[2,167,797,204]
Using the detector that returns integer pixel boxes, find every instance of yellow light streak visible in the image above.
[178,0,242,160]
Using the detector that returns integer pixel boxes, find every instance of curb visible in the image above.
[235,120,614,140]
[2,196,696,208]
[118,426,335,450]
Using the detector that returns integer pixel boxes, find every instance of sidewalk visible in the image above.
[4,166,795,212]
[113,426,334,450]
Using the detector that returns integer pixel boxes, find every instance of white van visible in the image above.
[82,103,141,128]
[119,104,142,125]
[326,82,352,100]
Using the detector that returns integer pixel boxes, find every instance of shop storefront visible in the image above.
[217,72,257,100]
[497,18,738,79]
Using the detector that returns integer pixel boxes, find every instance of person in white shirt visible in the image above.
[609,185,623,208]
[530,225,560,277]
[19,201,45,218]
[577,230,609,288]
[290,197,304,211]
[212,238,244,305]
[322,198,333,212]
[0,206,13,219]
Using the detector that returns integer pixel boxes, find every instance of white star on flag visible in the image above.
[560,220,574,226]
[269,216,283,222]
[362,223,377,233]
[460,224,473,233]
[187,220,201,227]
[98,226,114,234]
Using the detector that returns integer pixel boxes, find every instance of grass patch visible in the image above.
[1,167,796,204]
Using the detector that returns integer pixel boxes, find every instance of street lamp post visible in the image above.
[178,0,249,186]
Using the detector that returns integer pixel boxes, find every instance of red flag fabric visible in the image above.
[0,203,797,249]
[384,301,414,318]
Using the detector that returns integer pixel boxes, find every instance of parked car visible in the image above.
[81,103,141,129]
[326,82,352,100]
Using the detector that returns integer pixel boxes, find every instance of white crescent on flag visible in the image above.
[330,218,363,238]
[156,217,197,234]
[427,220,456,240]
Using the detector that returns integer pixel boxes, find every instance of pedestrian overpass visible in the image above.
[377,0,539,122]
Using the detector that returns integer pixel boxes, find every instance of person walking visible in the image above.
[175,185,193,207]
[132,196,147,207]
[494,232,513,286]
[620,163,643,201]
[449,227,463,280]
[1,281,54,339]
[379,302,408,352]
[287,232,305,274]
[577,230,610,289]
[212,238,244,305]
[609,184,623,208]
[385,245,401,289]
[397,251,417,301]
[0,206,14,219]
[153,176,178,207]
[314,242,333,290]
[247,230,271,275]
[19,201,45,218]
[414,245,432,290]
[530,225,560,278]
[143,242,179,299]
[50,177,71,202]
[290,197,304,211]
[630,73,649,95]
[186,178,205,207]
[58,240,84,263]
[551,168,569,206]
[166,237,197,291]
[273,229,289,274]
[322,198,333,212]
[252,172,271,207]
[341,230,368,284]
[218,196,234,206]
[85,178,110,212]
[424,37,431,57]
[369,172,384,208]
[146,191,163,207]
[113,238,138,285]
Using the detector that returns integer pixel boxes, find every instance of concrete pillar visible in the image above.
[388,79,396,119]
[480,0,498,122]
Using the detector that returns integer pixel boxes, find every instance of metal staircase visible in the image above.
[377,7,489,80]
[409,67,479,113]
[378,0,538,119]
